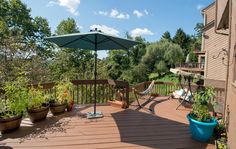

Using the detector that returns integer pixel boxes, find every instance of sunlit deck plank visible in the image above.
[1,97,214,149]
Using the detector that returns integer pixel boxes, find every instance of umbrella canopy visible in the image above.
[46,30,138,118]
[46,31,138,50]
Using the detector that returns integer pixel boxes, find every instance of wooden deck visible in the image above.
[0,97,215,149]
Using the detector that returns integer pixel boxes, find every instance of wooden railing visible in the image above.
[0,80,225,112]
[175,63,205,70]
[132,81,225,113]
[0,80,129,106]
[132,81,225,98]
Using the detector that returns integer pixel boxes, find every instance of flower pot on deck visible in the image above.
[187,114,218,142]
[66,101,74,112]
[108,100,128,109]
[0,114,22,133]
[27,106,49,123]
[50,103,67,115]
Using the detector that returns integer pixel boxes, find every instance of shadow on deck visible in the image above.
[0,97,214,149]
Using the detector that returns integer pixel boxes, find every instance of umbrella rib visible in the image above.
[60,35,93,47]
[102,35,130,49]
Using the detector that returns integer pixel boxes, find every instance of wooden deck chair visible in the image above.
[133,80,155,111]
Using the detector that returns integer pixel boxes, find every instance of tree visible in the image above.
[141,40,184,78]
[55,18,79,35]
[0,0,52,83]
[129,36,147,66]
[173,28,191,56]
[194,23,204,38]
[161,31,172,42]
[106,50,129,80]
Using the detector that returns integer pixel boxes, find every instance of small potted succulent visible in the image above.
[0,77,28,133]
[49,79,73,115]
[26,86,49,123]
[187,87,218,142]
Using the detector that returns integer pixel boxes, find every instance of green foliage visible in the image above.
[54,79,73,104]
[55,18,79,35]
[142,39,184,74]
[129,36,147,66]
[2,75,29,118]
[0,0,52,83]
[161,31,172,42]
[155,73,179,83]
[173,28,191,56]
[188,50,198,62]
[106,50,130,80]
[214,119,227,140]
[121,64,149,84]
[155,60,168,76]
[190,87,215,122]
[194,23,204,38]
[27,85,47,110]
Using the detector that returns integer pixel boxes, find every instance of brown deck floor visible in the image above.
[0,97,215,149]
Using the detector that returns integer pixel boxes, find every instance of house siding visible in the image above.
[204,4,216,25]
[202,3,228,88]
[225,0,236,148]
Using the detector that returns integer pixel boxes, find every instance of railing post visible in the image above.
[125,82,129,108]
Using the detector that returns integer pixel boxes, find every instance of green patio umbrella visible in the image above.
[46,29,138,118]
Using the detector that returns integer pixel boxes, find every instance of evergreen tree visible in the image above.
[161,31,172,42]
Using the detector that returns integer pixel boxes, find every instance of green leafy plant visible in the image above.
[27,85,47,110]
[190,87,215,122]
[214,119,228,149]
[54,79,73,104]
[1,76,29,119]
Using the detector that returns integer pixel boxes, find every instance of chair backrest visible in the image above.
[141,80,155,95]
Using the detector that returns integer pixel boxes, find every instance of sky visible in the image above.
[21,0,214,58]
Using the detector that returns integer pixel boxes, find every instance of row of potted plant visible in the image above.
[0,77,74,133]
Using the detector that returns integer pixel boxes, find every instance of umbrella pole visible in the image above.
[94,48,97,115]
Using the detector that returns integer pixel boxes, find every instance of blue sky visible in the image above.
[22,0,213,58]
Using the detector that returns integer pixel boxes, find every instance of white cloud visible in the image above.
[130,28,154,38]
[133,10,149,18]
[110,9,130,19]
[90,24,120,36]
[144,9,149,15]
[133,10,144,18]
[98,11,108,16]
[196,4,205,10]
[47,0,80,16]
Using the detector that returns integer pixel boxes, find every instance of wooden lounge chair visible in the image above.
[133,80,155,111]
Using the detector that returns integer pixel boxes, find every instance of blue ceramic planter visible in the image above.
[187,114,218,142]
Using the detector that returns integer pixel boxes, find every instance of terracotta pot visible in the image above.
[0,115,22,133]
[50,103,67,115]
[66,101,74,112]
[27,106,49,123]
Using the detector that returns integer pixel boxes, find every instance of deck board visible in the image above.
[0,97,214,149]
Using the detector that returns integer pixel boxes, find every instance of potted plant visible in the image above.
[0,77,28,133]
[49,79,73,115]
[187,87,218,142]
[26,86,49,123]
[214,119,228,149]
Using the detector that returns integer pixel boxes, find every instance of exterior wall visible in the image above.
[225,0,236,148]
[204,3,216,25]
[202,3,228,88]
[204,78,225,88]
